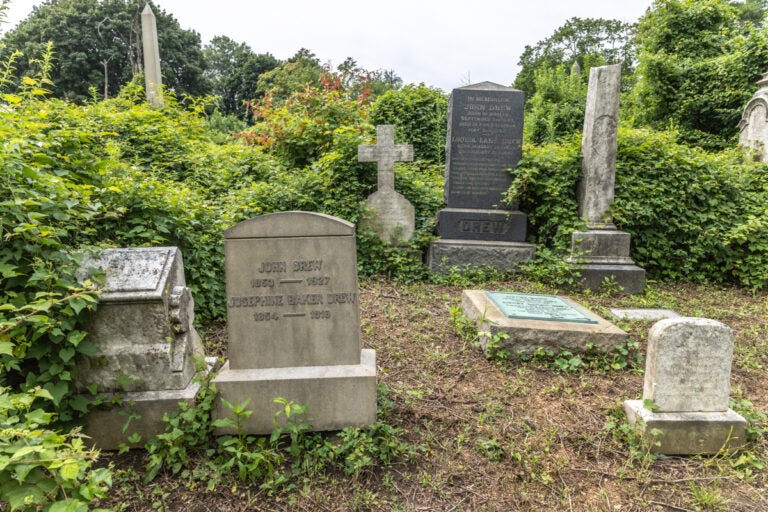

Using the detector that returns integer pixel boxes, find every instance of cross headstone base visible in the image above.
[362,189,415,244]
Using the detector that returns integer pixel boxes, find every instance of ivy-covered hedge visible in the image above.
[510,126,768,288]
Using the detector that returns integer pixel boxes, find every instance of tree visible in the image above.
[524,63,588,144]
[203,35,278,119]
[255,48,323,101]
[513,17,636,99]
[1,0,207,102]
[631,0,768,148]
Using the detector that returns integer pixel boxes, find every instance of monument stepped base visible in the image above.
[213,349,377,435]
[427,239,534,274]
[623,400,747,455]
[576,264,646,294]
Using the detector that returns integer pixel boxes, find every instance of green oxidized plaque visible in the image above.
[485,292,598,324]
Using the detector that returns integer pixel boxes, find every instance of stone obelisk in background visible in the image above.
[570,64,645,293]
[141,4,163,105]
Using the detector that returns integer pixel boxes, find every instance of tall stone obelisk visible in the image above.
[570,64,645,293]
[141,4,163,105]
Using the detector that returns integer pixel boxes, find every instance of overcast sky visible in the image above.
[3,1,654,92]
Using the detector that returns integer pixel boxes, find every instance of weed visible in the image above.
[689,480,728,510]
[476,438,505,462]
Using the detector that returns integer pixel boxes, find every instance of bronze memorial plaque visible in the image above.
[485,291,597,324]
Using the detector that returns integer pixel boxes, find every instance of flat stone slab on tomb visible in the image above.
[462,290,627,356]
[610,308,681,321]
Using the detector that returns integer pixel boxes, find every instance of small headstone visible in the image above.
[213,212,377,434]
[610,308,681,321]
[358,125,415,243]
[623,318,747,455]
[462,290,627,356]
[141,5,163,105]
[428,82,534,272]
[569,64,645,293]
[75,247,205,449]
[738,71,768,161]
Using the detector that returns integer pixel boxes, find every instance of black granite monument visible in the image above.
[428,82,534,272]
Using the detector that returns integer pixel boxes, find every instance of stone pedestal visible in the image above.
[570,229,645,294]
[428,82,534,273]
[623,318,747,455]
[213,212,377,434]
[74,247,206,449]
[623,402,746,455]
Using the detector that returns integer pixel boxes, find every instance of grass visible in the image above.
[95,278,768,511]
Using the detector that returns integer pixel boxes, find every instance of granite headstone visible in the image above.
[738,71,768,161]
[428,82,534,272]
[213,212,377,434]
[624,318,747,454]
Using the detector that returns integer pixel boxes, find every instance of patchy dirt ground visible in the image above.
[99,279,768,511]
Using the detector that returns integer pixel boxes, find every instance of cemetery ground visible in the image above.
[96,278,768,511]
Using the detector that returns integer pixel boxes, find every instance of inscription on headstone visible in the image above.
[444,83,524,209]
[644,318,733,412]
[485,292,598,324]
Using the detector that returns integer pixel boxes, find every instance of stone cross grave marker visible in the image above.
[141,4,163,105]
[213,211,377,434]
[358,125,415,243]
[623,317,747,454]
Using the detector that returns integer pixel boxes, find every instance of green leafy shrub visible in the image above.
[0,387,112,511]
[370,84,448,164]
[511,126,768,289]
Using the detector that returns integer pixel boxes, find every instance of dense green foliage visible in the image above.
[0,387,112,511]
[0,0,207,102]
[370,84,447,164]
[523,64,587,144]
[631,0,768,149]
[510,126,768,287]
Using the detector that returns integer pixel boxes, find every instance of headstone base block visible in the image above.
[436,209,527,242]
[623,400,747,455]
[427,239,534,274]
[213,349,377,435]
[575,263,646,294]
[82,377,203,451]
[461,290,627,356]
